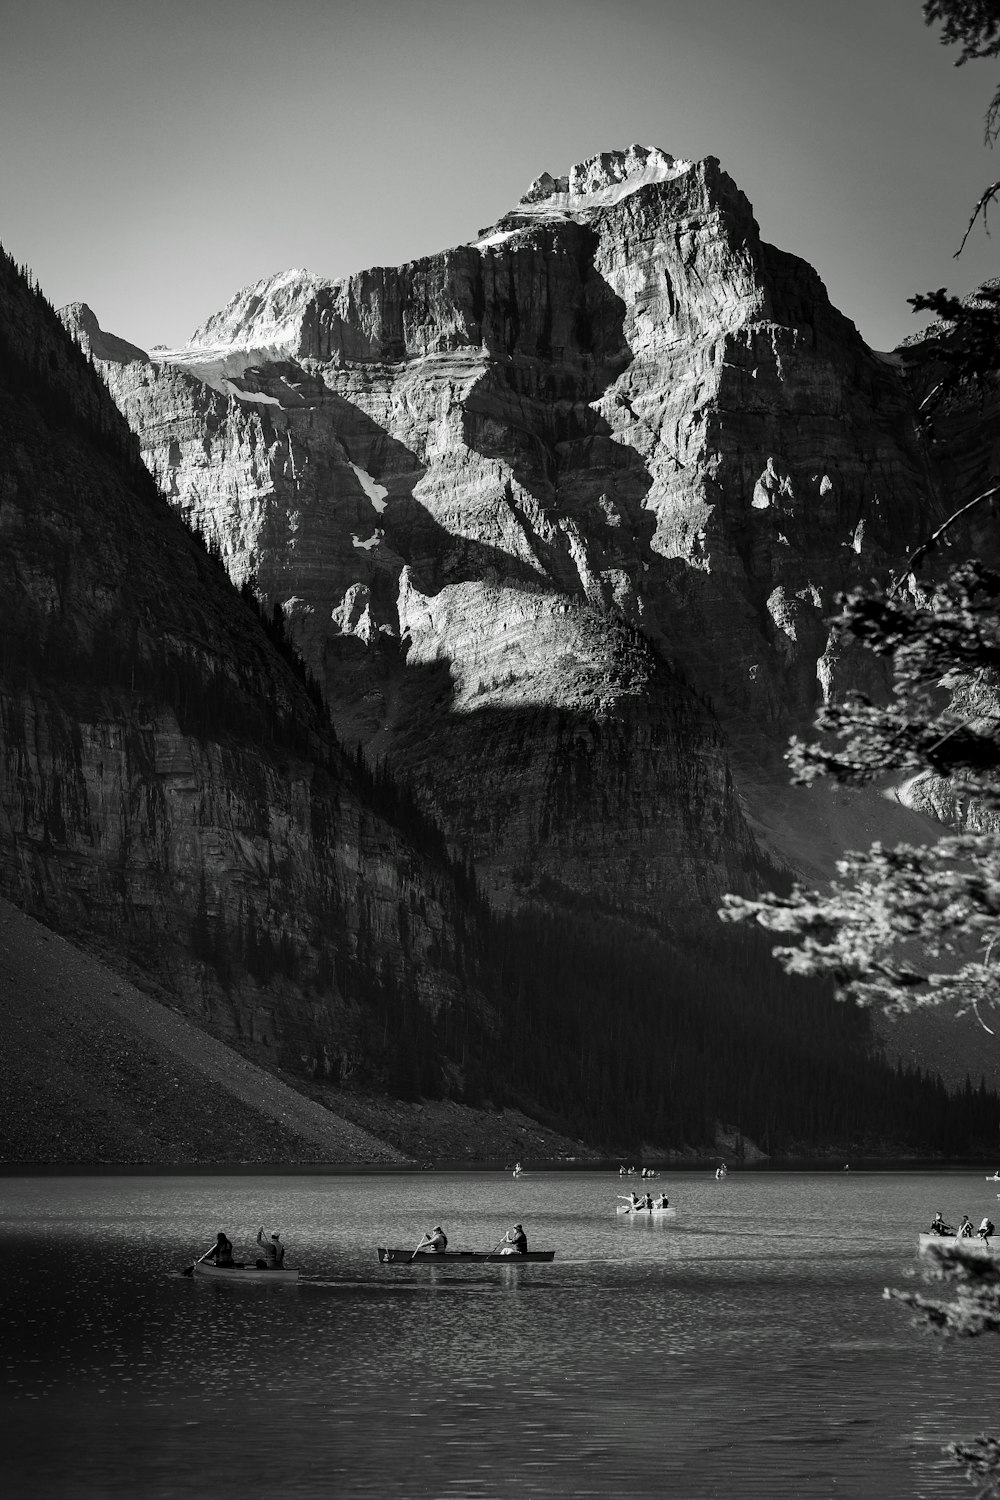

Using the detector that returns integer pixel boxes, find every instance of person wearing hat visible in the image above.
[414,1226,448,1253]
[257,1226,285,1268]
[500,1223,527,1255]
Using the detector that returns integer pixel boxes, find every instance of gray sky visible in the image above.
[2,0,997,352]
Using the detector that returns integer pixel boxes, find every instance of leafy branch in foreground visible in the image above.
[887,1239,1000,1335]
[759,8,1000,1496]
[721,563,1000,1016]
[886,1240,1000,1496]
[923,0,1000,250]
[787,560,1000,793]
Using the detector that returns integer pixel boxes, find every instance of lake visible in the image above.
[2,1168,997,1498]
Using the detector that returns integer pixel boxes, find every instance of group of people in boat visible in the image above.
[413,1223,529,1254]
[619,1191,670,1212]
[618,1165,657,1178]
[930,1211,995,1243]
[203,1227,286,1269]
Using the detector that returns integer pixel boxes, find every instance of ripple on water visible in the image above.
[0,1169,995,1497]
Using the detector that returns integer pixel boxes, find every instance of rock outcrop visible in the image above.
[79,146,943,926]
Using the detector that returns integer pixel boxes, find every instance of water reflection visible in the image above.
[1,1170,996,1497]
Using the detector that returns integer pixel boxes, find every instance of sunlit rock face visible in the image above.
[74,146,943,913]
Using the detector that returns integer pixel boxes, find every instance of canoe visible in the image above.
[193,1261,300,1283]
[377,1247,555,1264]
[918,1233,998,1255]
[616,1205,677,1217]
[987,1174,1000,1181]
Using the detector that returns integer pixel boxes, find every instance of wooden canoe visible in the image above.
[193,1261,300,1283]
[918,1233,998,1256]
[616,1205,677,1217]
[377,1248,555,1264]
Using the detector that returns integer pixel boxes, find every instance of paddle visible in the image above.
[489,1233,508,1258]
[181,1241,217,1277]
[410,1236,430,1262]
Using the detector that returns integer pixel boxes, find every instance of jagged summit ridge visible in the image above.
[90,148,699,374]
[125,148,699,371]
[473,144,697,245]
[185,267,321,350]
[519,144,692,209]
[145,267,323,386]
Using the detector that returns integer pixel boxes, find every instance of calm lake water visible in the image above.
[2,1169,998,1498]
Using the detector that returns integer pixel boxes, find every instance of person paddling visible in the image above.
[930,1211,954,1237]
[414,1226,448,1254]
[257,1227,285,1268]
[499,1223,528,1255]
[205,1231,236,1267]
[979,1216,995,1245]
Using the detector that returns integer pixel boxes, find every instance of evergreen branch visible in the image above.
[955,177,1000,256]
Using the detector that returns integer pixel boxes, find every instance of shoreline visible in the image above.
[2,1156,995,1177]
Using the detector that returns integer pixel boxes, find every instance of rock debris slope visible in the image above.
[0,898,405,1163]
[75,146,942,925]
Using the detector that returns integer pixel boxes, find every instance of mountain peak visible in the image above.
[60,302,149,365]
[471,145,696,245]
[183,267,321,353]
[518,144,692,211]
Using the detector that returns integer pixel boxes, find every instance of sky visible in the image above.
[1,0,997,353]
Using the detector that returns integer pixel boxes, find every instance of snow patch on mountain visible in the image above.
[350,463,389,515]
[220,379,281,406]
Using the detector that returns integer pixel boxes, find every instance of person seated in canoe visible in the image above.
[205,1231,237,1267]
[979,1217,995,1244]
[959,1215,974,1238]
[256,1227,285,1268]
[930,1212,954,1236]
[655,1193,670,1210]
[499,1223,528,1255]
[414,1226,448,1253]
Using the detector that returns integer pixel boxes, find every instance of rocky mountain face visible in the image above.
[0,249,490,1087]
[72,146,945,931]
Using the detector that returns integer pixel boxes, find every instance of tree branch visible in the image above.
[955,177,1000,256]
[891,486,1000,590]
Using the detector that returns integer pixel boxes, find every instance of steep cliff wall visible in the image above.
[1,252,487,1087]
[84,146,941,924]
